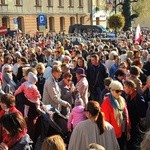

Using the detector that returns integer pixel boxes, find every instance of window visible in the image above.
[79,0,83,7]
[60,17,65,31]
[69,0,73,7]
[80,17,84,24]
[2,17,9,28]
[58,0,63,7]
[1,0,5,4]
[35,0,41,6]
[17,17,24,32]
[48,0,53,6]
[16,0,21,5]
[49,17,55,31]
[70,17,75,25]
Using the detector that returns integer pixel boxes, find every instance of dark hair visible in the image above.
[124,79,136,89]
[86,101,105,135]
[130,66,140,76]
[0,113,26,137]
[90,54,99,60]
[1,93,16,107]
[77,57,87,68]
[104,77,112,86]
[20,57,28,64]
[115,69,125,77]
[63,72,72,79]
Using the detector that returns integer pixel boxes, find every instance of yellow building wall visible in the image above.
[0,0,91,35]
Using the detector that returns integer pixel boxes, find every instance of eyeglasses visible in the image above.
[115,90,123,93]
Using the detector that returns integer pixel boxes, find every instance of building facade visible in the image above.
[90,0,107,27]
[0,0,91,34]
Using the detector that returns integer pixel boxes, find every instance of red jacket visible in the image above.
[0,107,21,144]
[101,96,130,138]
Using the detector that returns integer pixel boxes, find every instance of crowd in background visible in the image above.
[0,29,150,150]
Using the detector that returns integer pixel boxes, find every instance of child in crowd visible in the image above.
[67,97,86,131]
[14,72,41,118]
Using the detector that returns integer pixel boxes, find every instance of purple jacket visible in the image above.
[68,106,86,130]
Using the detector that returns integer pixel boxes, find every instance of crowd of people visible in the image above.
[0,30,150,150]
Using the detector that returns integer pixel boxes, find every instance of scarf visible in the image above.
[109,93,125,126]
[3,128,27,148]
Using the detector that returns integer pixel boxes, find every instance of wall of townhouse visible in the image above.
[0,14,90,35]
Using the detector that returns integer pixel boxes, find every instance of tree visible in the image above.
[108,14,125,30]
[122,0,139,31]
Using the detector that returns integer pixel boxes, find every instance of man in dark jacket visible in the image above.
[143,55,150,76]
[87,54,109,102]
[124,80,146,150]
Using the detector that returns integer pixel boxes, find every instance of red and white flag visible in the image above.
[135,24,142,43]
[17,29,22,34]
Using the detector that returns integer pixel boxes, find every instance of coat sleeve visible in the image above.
[101,98,111,123]
[32,85,41,100]
[46,81,67,107]
[67,112,73,130]
[14,83,24,96]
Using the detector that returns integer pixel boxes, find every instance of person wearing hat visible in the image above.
[76,67,89,105]
[14,72,42,118]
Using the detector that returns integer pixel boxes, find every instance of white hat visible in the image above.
[28,72,38,84]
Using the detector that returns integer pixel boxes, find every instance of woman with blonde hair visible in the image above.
[35,63,46,98]
[101,80,130,150]
[41,135,66,150]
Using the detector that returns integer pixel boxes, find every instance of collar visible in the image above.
[130,90,137,100]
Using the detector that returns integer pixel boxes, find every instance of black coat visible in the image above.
[87,62,109,92]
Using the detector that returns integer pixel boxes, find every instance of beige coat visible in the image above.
[68,119,120,150]
[42,76,67,108]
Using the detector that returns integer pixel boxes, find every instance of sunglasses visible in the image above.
[115,90,123,93]
[67,79,72,82]
[6,71,12,73]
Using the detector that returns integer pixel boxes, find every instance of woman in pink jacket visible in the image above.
[67,97,86,131]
